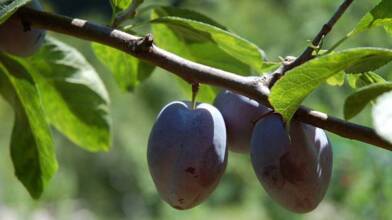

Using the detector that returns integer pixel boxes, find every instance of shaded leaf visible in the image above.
[110,0,132,12]
[347,72,386,89]
[350,0,392,36]
[344,82,392,120]
[110,0,144,19]
[92,42,154,91]
[0,0,30,24]
[372,91,392,144]
[345,53,392,73]
[269,48,392,122]
[0,53,57,199]
[26,38,111,152]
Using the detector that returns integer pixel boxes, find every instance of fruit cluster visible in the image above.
[148,90,333,213]
[0,0,46,57]
[0,1,333,213]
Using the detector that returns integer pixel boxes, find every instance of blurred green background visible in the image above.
[0,0,391,219]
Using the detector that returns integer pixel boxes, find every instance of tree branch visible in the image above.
[284,0,354,72]
[16,7,392,151]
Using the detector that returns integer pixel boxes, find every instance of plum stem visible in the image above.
[252,110,275,125]
[191,83,199,110]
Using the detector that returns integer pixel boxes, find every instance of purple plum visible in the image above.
[147,101,227,210]
[0,0,46,57]
[214,90,270,153]
[250,114,333,213]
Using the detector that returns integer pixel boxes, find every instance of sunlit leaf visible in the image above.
[26,38,111,152]
[326,71,345,86]
[151,15,265,74]
[350,0,392,36]
[269,48,392,122]
[151,7,266,102]
[0,53,57,199]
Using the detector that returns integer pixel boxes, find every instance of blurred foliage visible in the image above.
[0,0,391,219]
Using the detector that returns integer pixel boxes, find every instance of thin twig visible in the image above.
[284,0,354,72]
[326,35,349,54]
[112,0,143,28]
[16,7,392,151]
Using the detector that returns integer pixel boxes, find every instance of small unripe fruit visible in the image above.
[148,101,227,210]
[0,0,46,57]
[250,114,332,213]
[214,90,270,153]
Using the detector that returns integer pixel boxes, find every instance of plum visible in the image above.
[214,90,270,153]
[147,101,227,210]
[250,114,332,213]
[0,0,46,57]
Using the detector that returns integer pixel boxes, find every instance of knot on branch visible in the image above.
[267,73,282,89]
[265,64,287,89]
[128,33,154,53]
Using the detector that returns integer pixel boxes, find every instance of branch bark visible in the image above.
[16,7,392,151]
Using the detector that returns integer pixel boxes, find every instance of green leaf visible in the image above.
[25,38,111,152]
[150,6,227,30]
[0,53,58,199]
[0,0,30,24]
[326,71,345,86]
[269,48,392,122]
[151,9,265,75]
[260,61,281,75]
[347,72,386,89]
[92,42,154,92]
[110,0,132,12]
[345,53,392,73]
[372,91,392,144]
[151,8,265,102]
[344,82,392,120]
[350,0,392,36]
[110,0,144,16]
